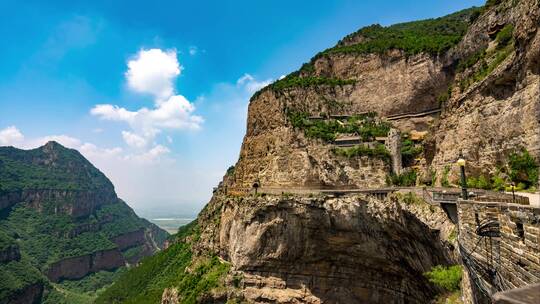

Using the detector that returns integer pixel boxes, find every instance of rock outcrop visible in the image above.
[186,193,454,303]
[45,248,125,282]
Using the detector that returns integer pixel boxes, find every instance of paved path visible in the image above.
[507,192,540,207]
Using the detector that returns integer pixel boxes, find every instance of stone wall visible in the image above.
[457,200,540,302]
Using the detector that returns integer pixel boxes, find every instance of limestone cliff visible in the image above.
[193,193,455,303]
[429,0,540,182]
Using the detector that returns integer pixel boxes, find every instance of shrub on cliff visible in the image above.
[333,143,391,162]
[424,265,463,292]
[401,139,423,166]
[388,170,417,187]
[508,149,539,189]
[287,111,390,143]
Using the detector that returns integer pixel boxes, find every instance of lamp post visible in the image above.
[511,182,516,204]
[457,154,468,200]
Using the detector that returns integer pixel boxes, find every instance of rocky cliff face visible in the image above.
[191,193,454,304]
[429,0,540,181]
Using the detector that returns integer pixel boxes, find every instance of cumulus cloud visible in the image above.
[188,46,198,56]
[91,95,203,145]
[0,126,24,146]
[92,48,202,150]
[122,131,147,148]
[125,48,181,101]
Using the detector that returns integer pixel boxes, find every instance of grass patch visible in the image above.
[387,170,417,187]
[397,192,426,206]
[424,265,463,292]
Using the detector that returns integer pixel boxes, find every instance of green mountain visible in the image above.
[0,141,169,303]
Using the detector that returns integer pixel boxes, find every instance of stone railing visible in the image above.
[457,199,540,302]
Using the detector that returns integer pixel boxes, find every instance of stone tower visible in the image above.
[385,128,402,175]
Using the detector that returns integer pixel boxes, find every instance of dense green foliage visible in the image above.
[97,222,230,304]
[0,203,116,268]
[0,143,113,192]
[508,149,539,188]
[401,139,423,166]
[424,265,463,292]
[387,170,417,187]
[322,8,480,57]
[464,149,538,191]
[96,202,146,239]
[59,269,127,294]
[288,112,390,142]
[333,144,391,162]
[0,255,46,301]
[0,229,16,251]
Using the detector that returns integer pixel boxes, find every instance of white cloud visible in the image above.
[237,73,272,94]
[91,94,203,147]
[122,131,148,148]
[92,48,202,149]
[91,104,137,122]
[0,126,170,166]
[125,144,170,163]
[188,46,198,56]
[125,48,181,100]
[0,126,24,146]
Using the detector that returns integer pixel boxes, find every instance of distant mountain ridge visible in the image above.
[0,141,169,303]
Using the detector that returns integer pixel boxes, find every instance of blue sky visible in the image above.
[0,0,484,216]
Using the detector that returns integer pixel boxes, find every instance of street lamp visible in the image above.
[511,182,516,204]
[457,154,468,200]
